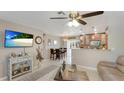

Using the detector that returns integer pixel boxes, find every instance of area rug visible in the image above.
[13,65,58,81]
[77,71,89,81]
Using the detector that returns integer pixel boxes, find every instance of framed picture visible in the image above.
[85,35,90,45]
[79,35,85,48]
[90,40,101,49]
[80,35,85,44]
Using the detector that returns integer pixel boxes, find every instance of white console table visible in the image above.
[8,55,33,80]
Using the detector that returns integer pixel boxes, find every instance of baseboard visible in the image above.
[0,76,8,81]
[77,65,97,71]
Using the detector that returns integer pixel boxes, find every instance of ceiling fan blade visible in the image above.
[77,19,87,25]
[50,17,68,19]
[81,11,104,18]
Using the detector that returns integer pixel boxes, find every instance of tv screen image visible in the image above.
[5,30,33,47]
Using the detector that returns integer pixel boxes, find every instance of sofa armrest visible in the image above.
[98,61,116,68]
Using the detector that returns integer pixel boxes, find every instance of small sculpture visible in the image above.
[10,52,16,58]
[36,46,44,62]
[62,61,66,71]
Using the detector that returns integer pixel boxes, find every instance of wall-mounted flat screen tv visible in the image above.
[4,30,33,47]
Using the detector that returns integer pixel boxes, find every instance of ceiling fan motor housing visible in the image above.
[69,12,80,19]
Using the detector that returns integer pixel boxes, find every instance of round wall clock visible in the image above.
[35,36,42,44]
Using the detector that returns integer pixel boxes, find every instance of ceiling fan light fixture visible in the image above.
[67,21,73,27]
[94,28,97,32]
[67,20,80,27]
[72,20,80,27]
[92,26,98,34]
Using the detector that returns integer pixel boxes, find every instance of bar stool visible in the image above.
[50,48,55,60]
[59,48,63,59]
[55,49,60,60]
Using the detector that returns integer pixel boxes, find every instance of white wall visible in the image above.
[0,19,61,79]
[47,35,61,49]
[72,12,124,68]
[72,49,109,67]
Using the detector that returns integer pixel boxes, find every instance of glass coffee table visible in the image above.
[54,64,89,81]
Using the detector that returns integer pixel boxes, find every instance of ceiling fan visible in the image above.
[50,11,104,25]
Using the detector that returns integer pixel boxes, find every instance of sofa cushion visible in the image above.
[98,66,124,81]
[116,55,124,66]
[98,61,116,68]
[116,64,124,73]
